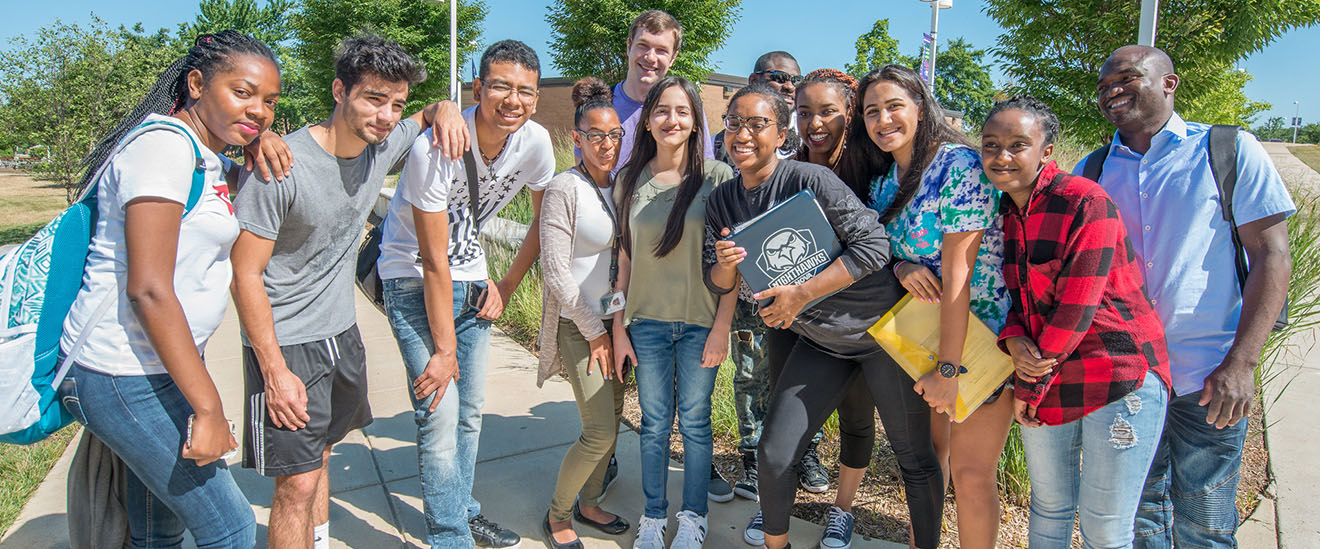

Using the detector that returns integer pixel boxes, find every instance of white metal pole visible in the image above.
[450,0,459,108]
[1294,101,1301,143]
[927,0,940,88]
[1138,0,1159,46]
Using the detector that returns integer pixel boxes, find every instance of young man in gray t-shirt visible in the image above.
[231,35,448,549]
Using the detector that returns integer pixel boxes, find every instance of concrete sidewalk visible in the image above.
[0,290,900,548]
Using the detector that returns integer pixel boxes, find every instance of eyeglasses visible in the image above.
[722,115,778,135]
[753,69,803,86]
[481,79,539,103]
[575,128,626,144]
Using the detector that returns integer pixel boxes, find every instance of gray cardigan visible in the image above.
[536,169,613,387]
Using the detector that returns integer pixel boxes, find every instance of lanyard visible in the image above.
[575,162,620,286]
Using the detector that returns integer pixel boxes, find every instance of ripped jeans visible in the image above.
[1021,370,1168,548]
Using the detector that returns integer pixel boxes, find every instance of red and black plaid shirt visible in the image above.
[998,162,1171,425]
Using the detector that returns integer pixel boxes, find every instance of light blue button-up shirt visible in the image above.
[1074,113,1295,396]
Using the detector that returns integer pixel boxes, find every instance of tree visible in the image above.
[546,0,742,85]
[293,0,488,121]
[920,37,997,125]
[1256,116,1288,141]
[0,17,174,201]
[846,18,903,79]
[175,0,314,132]
[985,0,1320,145]
[1300,122,1320,145]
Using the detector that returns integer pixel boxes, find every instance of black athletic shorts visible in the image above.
[242,324,373,477]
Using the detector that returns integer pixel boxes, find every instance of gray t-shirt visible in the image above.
[234,118,420,345]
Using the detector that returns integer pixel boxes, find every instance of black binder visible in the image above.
[727,188,841,310]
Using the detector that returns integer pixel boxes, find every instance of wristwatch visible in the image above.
[938,361,960,379]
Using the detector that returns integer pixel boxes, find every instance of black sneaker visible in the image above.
[601,454,619,496]
[470,514,521,548]
[708,462,734,502]
[733,451,758,501]
[797,441,829,493]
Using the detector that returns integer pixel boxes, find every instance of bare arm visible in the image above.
[612,248,637,377]
[912,229,983,416]
[409,100,469,160]
[413,206,461,409]
[1200,212,1291,428]
[125,198,234,465]
[231,230,310,431]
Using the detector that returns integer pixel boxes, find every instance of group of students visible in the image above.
[53,7,1293,549]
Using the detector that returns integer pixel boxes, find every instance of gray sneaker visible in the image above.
[733,451,758,501]
[708,463,734,502]
[797,441,829,493]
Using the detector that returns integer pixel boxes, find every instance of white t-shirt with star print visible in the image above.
[378,105,554,282]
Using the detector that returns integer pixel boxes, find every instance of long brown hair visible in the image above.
[837,64,970,222]
[615,76,708,258]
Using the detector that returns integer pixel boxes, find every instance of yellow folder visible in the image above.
[866,294,1014,422]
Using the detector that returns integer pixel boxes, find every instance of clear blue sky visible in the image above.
[2,0,1316,125]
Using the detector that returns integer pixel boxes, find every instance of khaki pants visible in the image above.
[549,318,627,521]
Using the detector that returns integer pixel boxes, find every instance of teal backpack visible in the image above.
[0,119,207,445]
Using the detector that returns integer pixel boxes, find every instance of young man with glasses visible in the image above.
[376,39,555,548]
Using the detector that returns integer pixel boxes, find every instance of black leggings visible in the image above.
[758,337,943,548]
[764,329,876,468]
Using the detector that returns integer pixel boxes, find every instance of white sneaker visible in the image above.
[671,510,708,549]
[743,510,765,546]
[633,515,666,549]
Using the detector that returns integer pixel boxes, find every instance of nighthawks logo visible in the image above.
[756,228,830,287]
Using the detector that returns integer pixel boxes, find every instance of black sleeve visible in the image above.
[703,184,737,295]
[804,164,892,280]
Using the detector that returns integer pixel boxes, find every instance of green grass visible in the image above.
[1287,144,1320,175]
[0,222,45,246]
[0,425,79,537]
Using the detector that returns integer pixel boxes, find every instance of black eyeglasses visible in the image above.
[722,115,777,135]
[753,69,803,86]
[575,128,626,144]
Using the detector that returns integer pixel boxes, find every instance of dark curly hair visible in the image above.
[335,33,427,94]
[985,94,1061,146]
[571,76,614,127]
[76,30,279,197]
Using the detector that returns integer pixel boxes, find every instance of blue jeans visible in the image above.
[1021,371,1168,549]
[383,277,491,548]
[58,366,255,549]
[628,318,718,519]
[1133,388,1250,548]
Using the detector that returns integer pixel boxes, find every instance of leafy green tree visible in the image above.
[1299,122,1320,144]
[293,0,488,120]
[920,37,996,125]
[846,18,904,79]
[1256,116,1288,141]
[0,17,174,201]
[985,0,1320,145]
[546,0,742,85]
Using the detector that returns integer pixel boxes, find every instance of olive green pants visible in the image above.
[549,318,627,521]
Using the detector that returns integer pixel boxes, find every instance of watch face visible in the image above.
[939,362,958,378]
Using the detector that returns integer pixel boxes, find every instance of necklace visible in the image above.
[480,137,508,167]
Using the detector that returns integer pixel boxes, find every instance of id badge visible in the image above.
[600,291,626,315]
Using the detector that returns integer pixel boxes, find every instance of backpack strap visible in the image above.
[46,119,209,389]
[1081,144,1110,182]
[463,148,482,229]
[1207,124,1246,291]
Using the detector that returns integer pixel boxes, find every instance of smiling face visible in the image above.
[474,60,540,136]
[862,80,921,165]
[725,93,786,175]
[795,82,848,162]
[749,57,801,108]
[647,84,695,151]
[573,108,623,176]
[187,54,280,148]
[332,72,411,145]
[981,108,1053,208]
[1096,48,1177,137]
[626,29,678,91]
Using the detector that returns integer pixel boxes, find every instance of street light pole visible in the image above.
[450,0,459,108]
[1138,0,1159,46]
[1294,101,1301,143]
[920,0,952,88]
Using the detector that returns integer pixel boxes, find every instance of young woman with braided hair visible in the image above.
[57,30,286,548]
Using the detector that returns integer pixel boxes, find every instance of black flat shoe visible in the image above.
[543,513,584,549]
[572,501,630,535]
